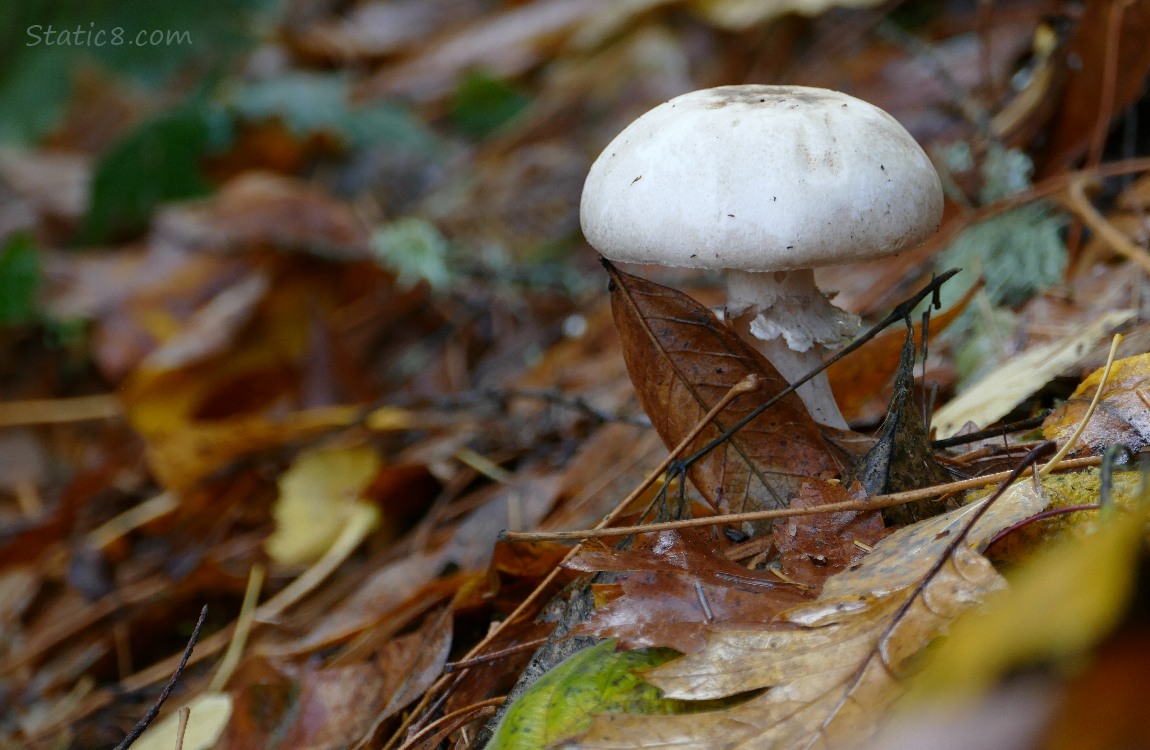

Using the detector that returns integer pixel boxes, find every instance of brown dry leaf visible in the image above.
[355,0,606,103]
[137,272,270,372]
[571,544,1005,750]
[141,405,387,492]
[606,262,840,515]
[566,529,812,653]
[1043,353,1150,454]
[219,609,450,749]
[288,0,485,62]
[151,172,371,260]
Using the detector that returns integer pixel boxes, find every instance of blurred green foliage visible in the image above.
[450,70,529,138]
[228,72,440,154]
[371,217,452,290]
[82,106,217,243]
[936,144,1069,382]
[0,0,270,143]
[0,234,40,324]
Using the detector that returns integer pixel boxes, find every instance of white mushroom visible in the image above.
[580,85,943,429]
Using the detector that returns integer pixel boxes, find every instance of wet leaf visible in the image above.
[606,262,839,516]
[567,529,812,652]
[770,480,887,589]
[1043,353,1150,454]
[569,546,1005,749]
[908,496,1150,701]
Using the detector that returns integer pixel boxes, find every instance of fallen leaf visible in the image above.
[132,692,233,750]
[607,262,840,515]
[1042,353,1150,454]
[1040,0,1150,172]
[771,480,887,589]
[142,405,399,492]
[265,443,383,567]
[853,328,952,525]
[931,309,1134,439]
[907,496,1149,702]
[567,529,812,652]
[821,479,1048,600]
[570,545,1006,749]
[826,279,977,424]
[488,640,692,750]
[151,172,372,260]
[355,0,604,103]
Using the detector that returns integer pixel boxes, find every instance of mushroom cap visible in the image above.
[580,85,943,272]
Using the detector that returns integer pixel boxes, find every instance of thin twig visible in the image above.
[112,605,207,750]
[500,454,1108,543]
[1061,177,1150,274]
[1039,333,1122,476]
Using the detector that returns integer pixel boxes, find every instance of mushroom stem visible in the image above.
[725,268,858,429]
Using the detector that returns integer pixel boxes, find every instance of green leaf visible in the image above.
[488,641,687,750]
[0,234,40,324]
[82,106,215,243]
[450,70,529,138]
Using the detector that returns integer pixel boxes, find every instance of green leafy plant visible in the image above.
[0,234,39,324]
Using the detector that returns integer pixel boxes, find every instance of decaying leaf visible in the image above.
[606,262,840,516]
[566,529,813,652]
[908,495,1150,702]
[931,309,1134,439]
[569,545,1005,749]
[1043,353,1150,454]
[853,328,951,525]
[770,480,887,589]
[565,472,1057,749]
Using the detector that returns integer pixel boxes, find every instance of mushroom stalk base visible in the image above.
[726,269,858,430]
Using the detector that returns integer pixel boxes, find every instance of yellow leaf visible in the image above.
[143,406,366,492]
[131,692,232,750]
[931,310,1133,439]
[265,444,382,566]
[906,496,1149,701]
[1043,352,1150,454]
